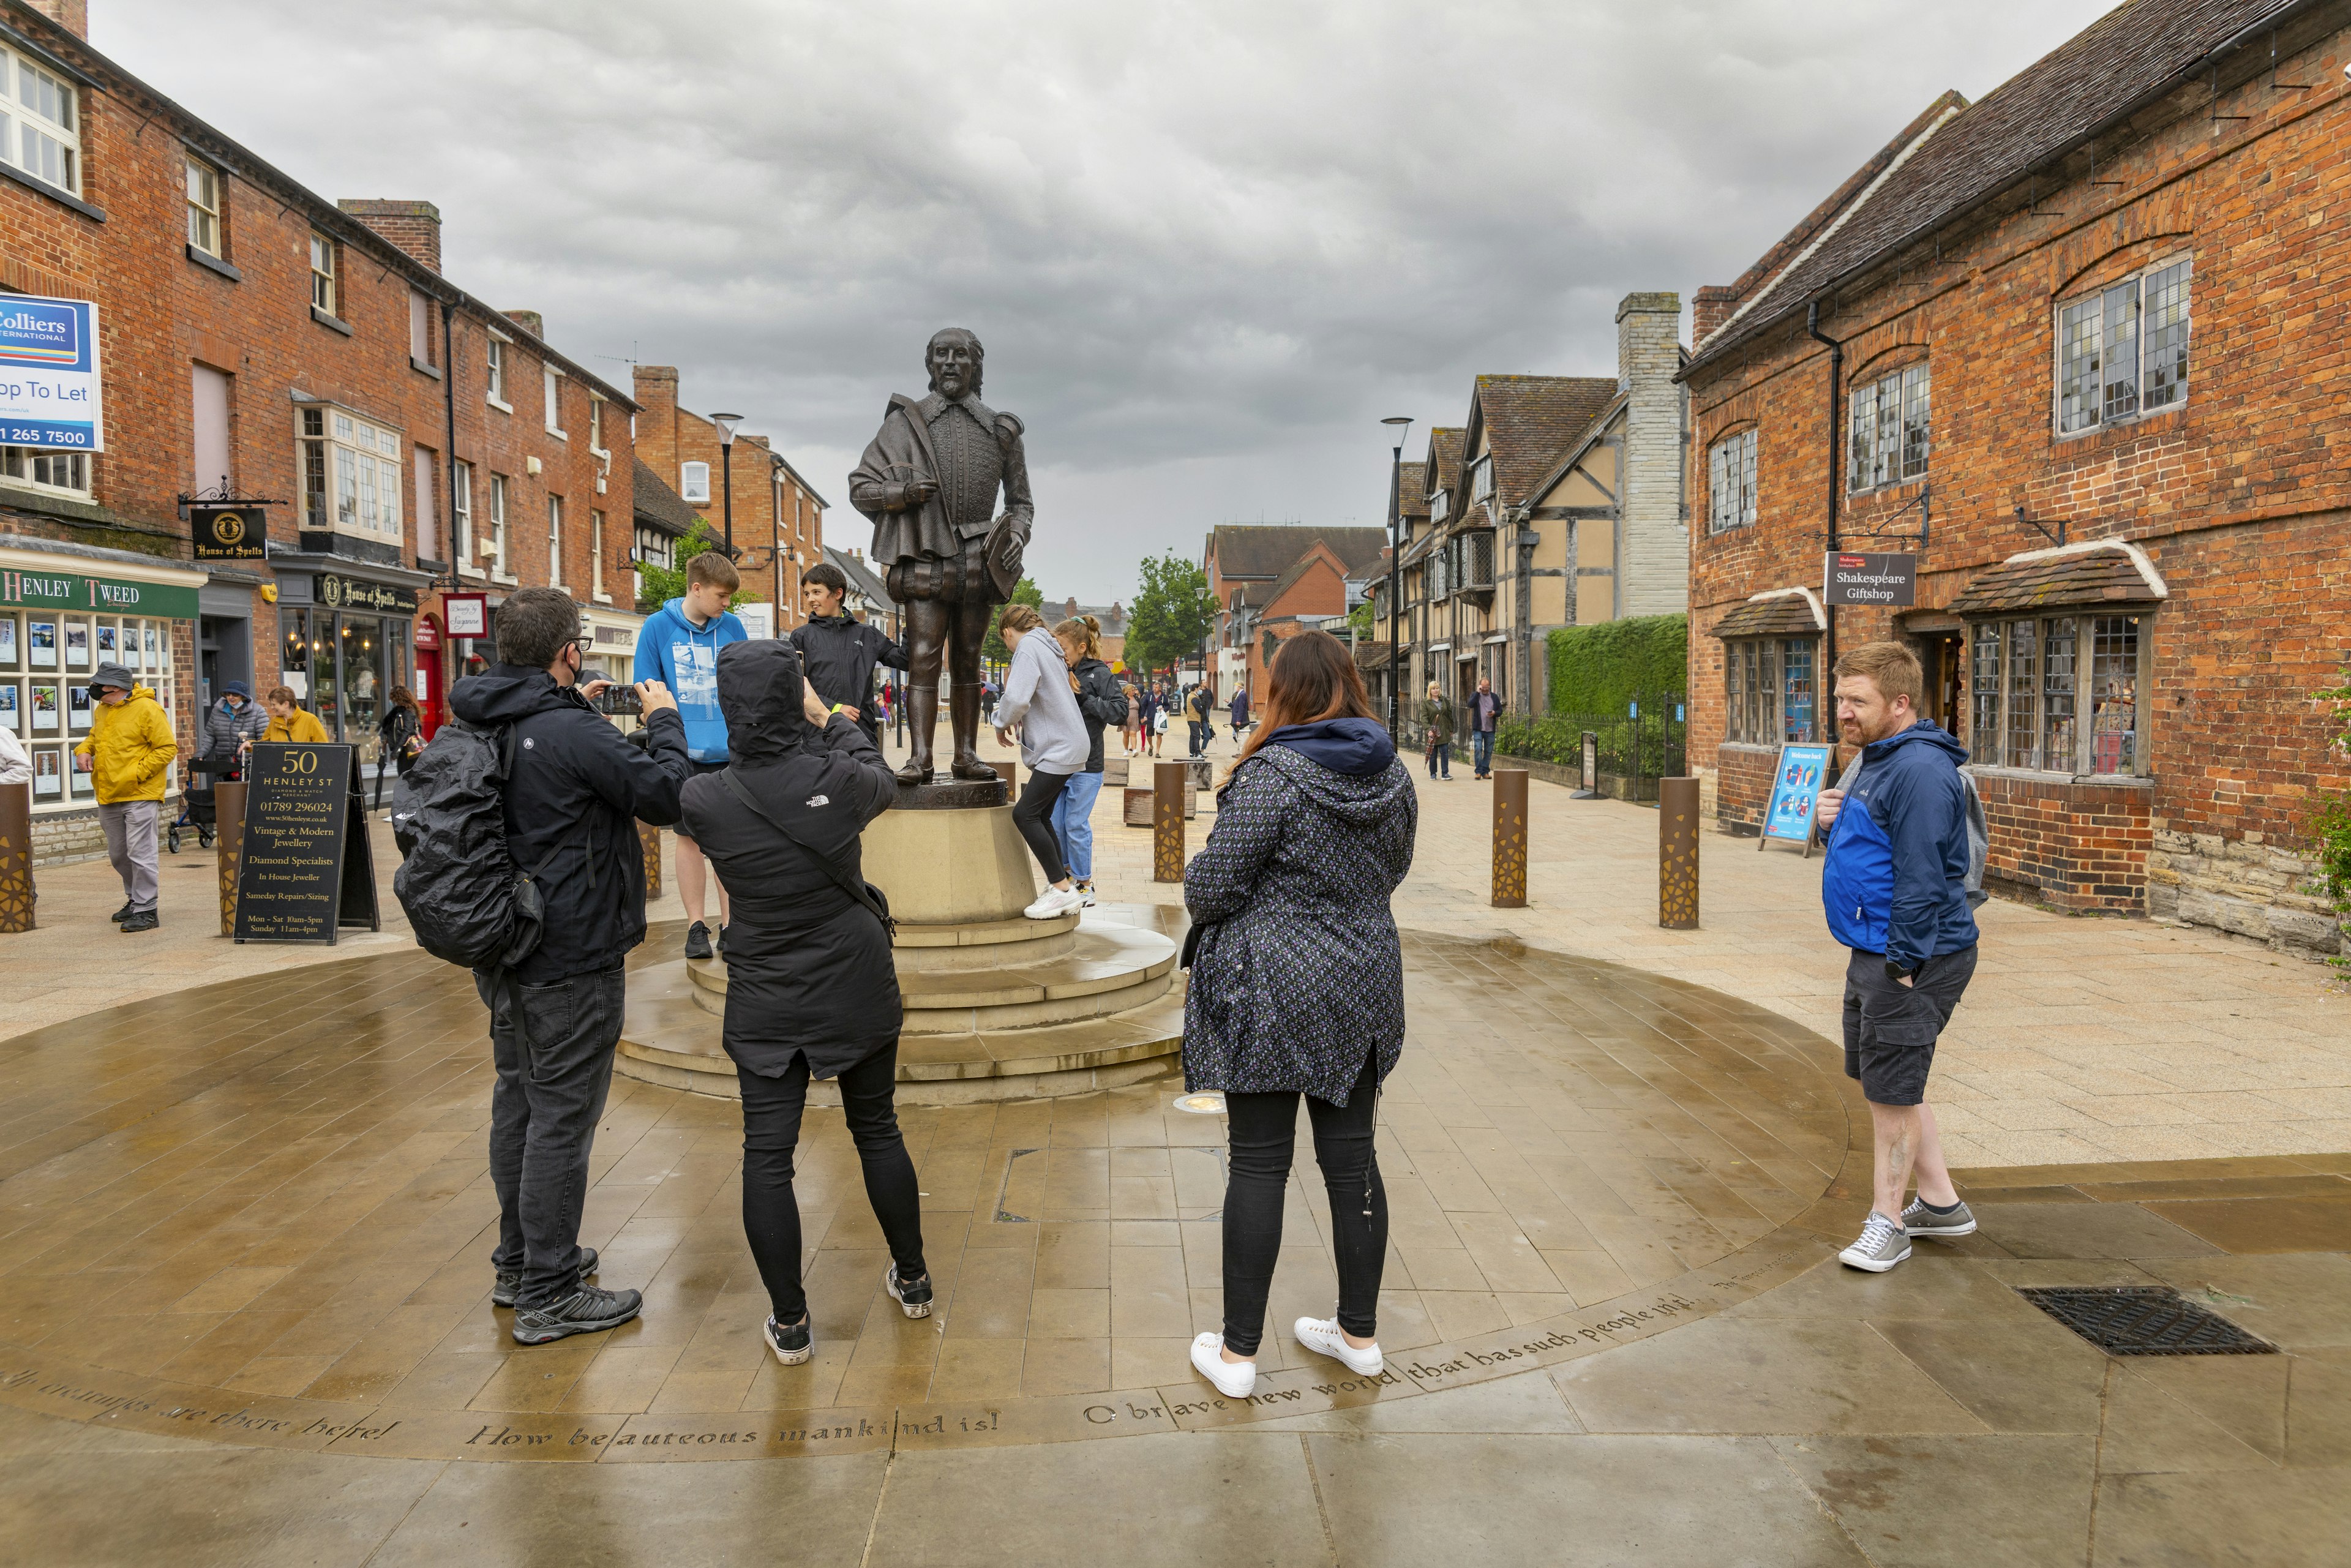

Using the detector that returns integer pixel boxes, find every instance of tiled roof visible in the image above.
[1687,0,2298,373]
[1710,587,1828,639]
[824,544,891,609]
[1397,462,1428,522]
[1424,429,1464,500]
[1948,541,2169,615]
[1474,376,1621,508]
[633,457,702,538]
[1354,640,1395,672]
[1207,524,1389,580]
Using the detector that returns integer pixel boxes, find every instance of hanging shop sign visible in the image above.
[191,505,268,561]
[0,294,102,452]
[1,565,198,620]
[1759,741,1835,858]
[231,741,380,944]
[317,572,418,615]
[1823,551,1917,607]
[443,593,489,637]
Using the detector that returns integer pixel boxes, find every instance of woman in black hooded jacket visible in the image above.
[677,639,930,1367]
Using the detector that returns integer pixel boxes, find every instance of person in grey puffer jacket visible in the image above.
[1180,629,1416,1403]
[199,681,267,777]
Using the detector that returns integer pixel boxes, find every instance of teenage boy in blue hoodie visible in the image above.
[1816,641,1982,1274]
[634,550,747,959]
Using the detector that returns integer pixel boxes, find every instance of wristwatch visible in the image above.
[1884,958,1913,983]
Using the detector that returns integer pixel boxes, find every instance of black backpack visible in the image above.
[391,719,547,971]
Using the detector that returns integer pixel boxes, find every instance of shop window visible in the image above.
[309,232,337,316]
[1723,636,1818,744]
[1968,612,2147,774]
[295,405,402,542]
[1848,364,1929,493]
[1707,429,1757,532]
[3,50,80,195]
[2058,257,2189,435]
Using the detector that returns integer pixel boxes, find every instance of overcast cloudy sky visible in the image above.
[98,0,2118,603]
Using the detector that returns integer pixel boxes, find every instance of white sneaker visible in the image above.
[1294,1316,1381,1376]
[1023,885,1084,920]
[1190,1332,1256,1398]
[1077,882,1098,907]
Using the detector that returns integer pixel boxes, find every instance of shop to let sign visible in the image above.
[1823,551,1916,607]
[0,295,103,452]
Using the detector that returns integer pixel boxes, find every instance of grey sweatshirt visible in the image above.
[996,631,1089,774]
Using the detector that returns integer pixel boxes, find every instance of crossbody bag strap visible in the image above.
[719,768,893,934]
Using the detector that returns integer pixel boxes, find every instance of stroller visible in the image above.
[168,751,237,853]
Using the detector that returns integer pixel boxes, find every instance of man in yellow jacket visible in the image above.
[76,661,179,933]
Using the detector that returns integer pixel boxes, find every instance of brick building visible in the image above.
[1681,0,2351,955]
[0,0,639,861]
[1201,523,1385,699]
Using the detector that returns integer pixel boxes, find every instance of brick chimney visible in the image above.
[20,1,87,38]
[337,200,442,273]
[1614,291,1688,620]
[503,310,544,339]
[632,366,681,476]
[1692,285,1737,346]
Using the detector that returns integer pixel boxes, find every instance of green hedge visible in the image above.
[1545,614,1687,715]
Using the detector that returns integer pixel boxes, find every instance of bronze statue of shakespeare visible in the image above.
[849,328,1033,785]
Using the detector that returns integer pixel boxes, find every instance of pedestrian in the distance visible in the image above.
[261,686,330,744]
[78,662,178,932]
[677,640,932,1368]
[376,685,424,808]
[1815,640,1987,1274]
[1468,677,1501,780]
[200,681,266,781]
[1181,630,1417,1398]
[1419,681,1453,780]
[1122,683,1141,757]
[992,602,1089,919]
[1228,684,1250,745]
[1054,617,1125,907]
[1187,681,1216,756]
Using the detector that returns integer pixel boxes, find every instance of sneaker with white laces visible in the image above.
[1023,885,1085,920]
[1900,1196,1978,1238]
[1189,1331,1256,1398]
[1839,1210,1912,1272]
[1294,1316,1381,1376]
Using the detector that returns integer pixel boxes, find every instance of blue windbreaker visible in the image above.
[633,597,746,762]
[1820,720,1979,970]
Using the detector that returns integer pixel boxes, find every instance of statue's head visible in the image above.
[926,328,983,400]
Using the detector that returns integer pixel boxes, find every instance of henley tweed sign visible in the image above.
[1,566,199,620]
[0,295,103,451]
[232,742,380,943]
[1822,551,1917,607]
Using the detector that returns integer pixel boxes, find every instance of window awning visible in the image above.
[1710,586,1825,638]
[1949,540,2167,616]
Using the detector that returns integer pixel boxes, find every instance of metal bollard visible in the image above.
[1659,775,1699,929]
[0,780,32,932]
[1153,760,1187,883]
[215,781,246,936]
[1491,768,1528,908]
[639,820,663,898]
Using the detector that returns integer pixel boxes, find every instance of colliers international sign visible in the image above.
[0,294,103,452]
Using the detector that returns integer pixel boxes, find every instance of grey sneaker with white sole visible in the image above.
[1837,1210,1911,1272]
[1900,1197,1978,1237]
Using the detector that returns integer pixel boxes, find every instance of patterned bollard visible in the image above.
[0,780,32,932]
[1491,768,1528,908]
[639,820,663,898]
[1659,776,1699,929]
[1153,760,1187,883]
[214,781,246,936]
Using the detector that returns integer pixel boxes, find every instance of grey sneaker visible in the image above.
[1838,1211,1911,1272]
[492,1246,598,1309]
[512,1284,642,1345]
[1900,1198,1978,1238]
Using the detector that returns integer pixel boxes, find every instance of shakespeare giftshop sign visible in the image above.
[317,573,418,615]
[0,294,103,452]
[1,566,198,620]
[1822,551,1917,607]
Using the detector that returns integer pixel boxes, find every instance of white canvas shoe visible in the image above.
[1189,1332,1256,1398]
[1294,1316,1382,1376]
[1023,885,1085,920]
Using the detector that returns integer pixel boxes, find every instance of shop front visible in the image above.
[272,561,430,768]
[1,539,203,860]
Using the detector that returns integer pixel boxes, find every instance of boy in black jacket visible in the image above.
[792,563,910,746]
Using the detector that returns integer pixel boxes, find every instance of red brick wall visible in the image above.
[1714,743,1779,833]
[1976,771,2154,910]
[1682,25,2351,913]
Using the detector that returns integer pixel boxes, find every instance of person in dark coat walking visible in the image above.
[677,639,932,1367]
[1228,685,1250,744]
[792,561,910,745]
[444,587,692,1345]
[1179,629,1416,1398]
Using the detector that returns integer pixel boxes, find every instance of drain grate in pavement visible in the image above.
[2017,1286,2277,1356]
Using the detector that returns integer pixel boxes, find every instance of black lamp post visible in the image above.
[711,412,743,557]
[1381,415,1413,732]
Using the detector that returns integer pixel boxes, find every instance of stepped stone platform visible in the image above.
[617,778,1187,1103]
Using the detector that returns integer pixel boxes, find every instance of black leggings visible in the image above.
[1219,1051,1386,1357]
[737,1042,926,1323]
[1010,767,1072,885]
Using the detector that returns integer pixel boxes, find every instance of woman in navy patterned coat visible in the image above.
[1180,630,1417,1400]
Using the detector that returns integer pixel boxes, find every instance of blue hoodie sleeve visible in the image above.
[632,610,669,685]
[1878,753,1966,972]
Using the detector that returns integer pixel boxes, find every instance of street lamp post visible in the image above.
[710,412,743,558]
[1381,415,1413,733]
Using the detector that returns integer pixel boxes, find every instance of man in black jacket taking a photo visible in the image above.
[793,562,909,748]
[445,587,694,1345]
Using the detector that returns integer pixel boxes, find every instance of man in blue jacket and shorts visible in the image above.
[1816,640,1981,1272]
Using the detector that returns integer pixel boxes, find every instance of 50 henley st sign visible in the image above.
[0,295,103,452]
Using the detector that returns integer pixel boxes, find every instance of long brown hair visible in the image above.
[1229,630,1376,776]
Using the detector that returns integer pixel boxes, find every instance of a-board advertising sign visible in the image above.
[231,742,380,943]
[1823,551,1916,607]
[1759,741,1835,857]
[0,295,102,452]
